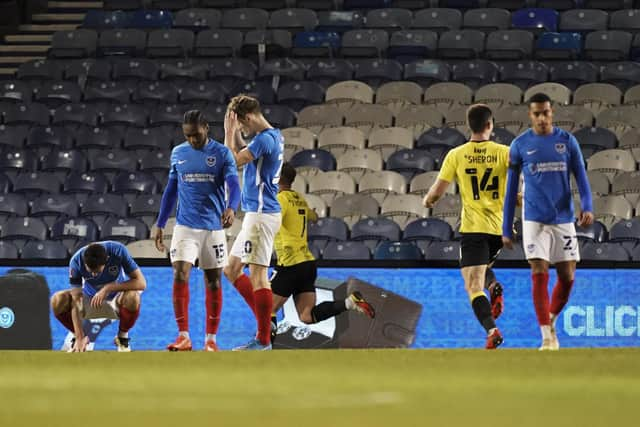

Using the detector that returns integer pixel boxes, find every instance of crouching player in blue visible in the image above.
[51,241,147,352]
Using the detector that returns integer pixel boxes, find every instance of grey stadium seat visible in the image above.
[485,30,534,60]
[50,29,97,58]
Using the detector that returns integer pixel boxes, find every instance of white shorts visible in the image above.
[522,221,580,264]
[81,293,120,320]
[230,212,281,266]
[170,225,228,270]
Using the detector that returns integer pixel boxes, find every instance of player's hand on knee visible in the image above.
[502,236,514,250]
[577,211,594,227]
[154,228,165,252]
[222,208,235,228]
[91,288,108,308]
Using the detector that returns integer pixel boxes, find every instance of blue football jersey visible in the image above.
[242,128,284,213]
[169,139,238,230]
[509,127,592,224]
[69,241,139,298]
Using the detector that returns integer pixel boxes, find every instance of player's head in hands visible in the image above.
[83,243,108,277]
[466,103,494,138]
[227,94,272,136]
[528,93,553,136]
[183,110,209,150]
[278,162,296,191]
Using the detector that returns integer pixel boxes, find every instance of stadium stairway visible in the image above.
[0,1,100,77]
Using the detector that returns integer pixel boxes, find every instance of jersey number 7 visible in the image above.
[465,168,500,200]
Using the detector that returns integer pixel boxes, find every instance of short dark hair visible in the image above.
[466,104,493,134]
[183,110,208,127]
[83,243,108,271]
[227,94,261,119]
[528,93,552,106]
[279,162,296,186]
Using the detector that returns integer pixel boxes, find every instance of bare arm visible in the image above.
[423,179,451,208]
[90,269,146,308]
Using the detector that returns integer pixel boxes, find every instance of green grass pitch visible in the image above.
[1,349,639,427]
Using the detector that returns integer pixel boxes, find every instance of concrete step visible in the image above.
[0,56,45,65]
[0,46,50,55]
[18,24,78,33]
[32,13,85,23]
[4,34,53,44]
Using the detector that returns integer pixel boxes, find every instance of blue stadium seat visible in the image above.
[82,10,130,29]
[100,217,149,243]
[351,217,402,252]
[374,241,423,260]
[404,59,451,87]
[0,241,18,258]
[130,10,173,29]
[499,60,549,90]
[308,217,349,241]
[63,171,109,196]
[535,32,583,60]
[403,217,453,241]
[386,149,436,181]
[292,31,341,57]
[322,240,371,260]
[316,11,364,33]
[511,8,558,34]
[581,242,630,261]
[290,149,336,172]
[306,59,355,88]
[21,240,68,260]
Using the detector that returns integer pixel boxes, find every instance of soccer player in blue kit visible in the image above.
[154,110,241,352]
[51,241,147,352]
[223,95,284,351]
[502,93,594,351]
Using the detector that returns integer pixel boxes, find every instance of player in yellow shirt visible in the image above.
[423,104,509,349]
[269,163,375,341]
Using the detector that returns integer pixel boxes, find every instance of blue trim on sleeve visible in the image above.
[502,166,520,238]
[225,175,241,211]
[156,177,178,228]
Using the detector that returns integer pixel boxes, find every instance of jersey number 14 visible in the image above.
[465,168,500,200]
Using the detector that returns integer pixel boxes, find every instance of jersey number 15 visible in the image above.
[465,168,500,200]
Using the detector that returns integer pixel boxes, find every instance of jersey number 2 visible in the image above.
[465,168,500,200]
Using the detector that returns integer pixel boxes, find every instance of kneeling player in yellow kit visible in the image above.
[270,163,375,340]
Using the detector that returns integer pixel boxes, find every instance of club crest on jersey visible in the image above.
[555,143,566,154]
[108,265,119,276]
[527,244,536,253]
[206,156,216,167]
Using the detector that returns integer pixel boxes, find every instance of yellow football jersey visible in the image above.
[274,190,315,266]
[437,140,510,235]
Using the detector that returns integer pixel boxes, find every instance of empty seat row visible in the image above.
[49,27,640,62]
[84,7,640,34]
